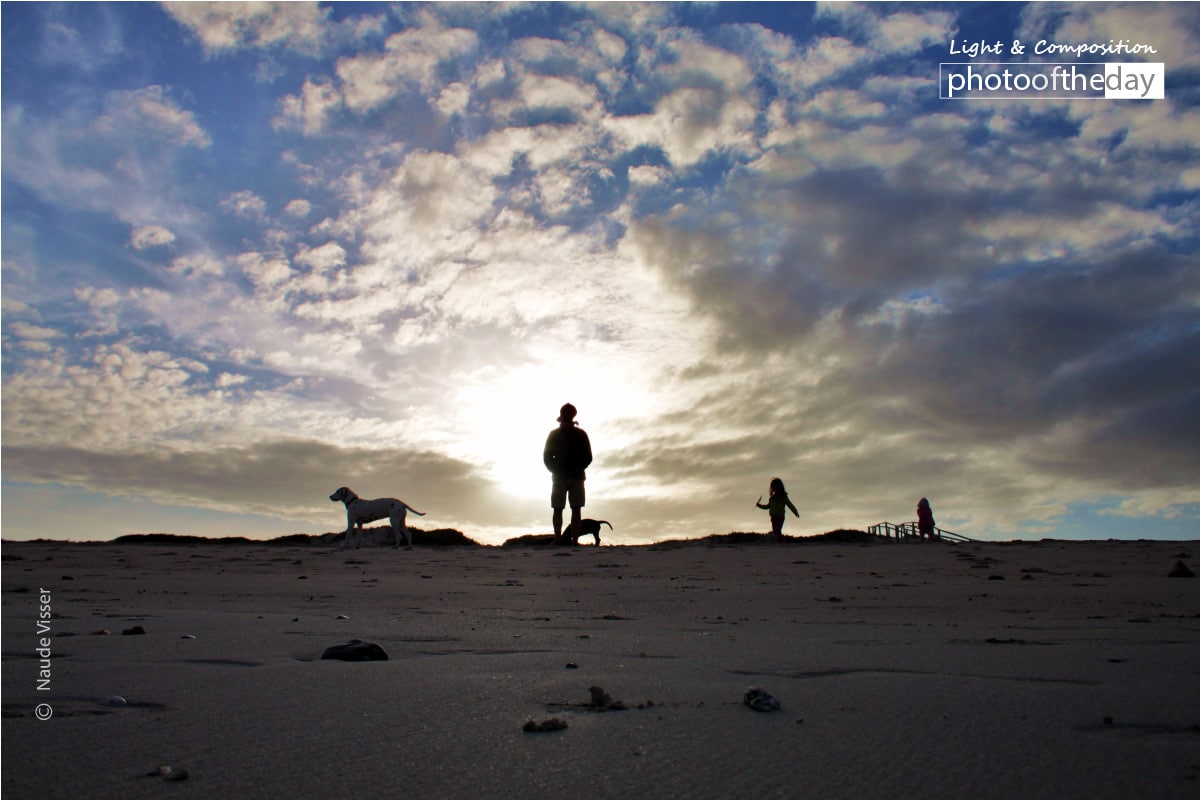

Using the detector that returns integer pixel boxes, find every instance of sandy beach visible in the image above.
[3,537,1198,799]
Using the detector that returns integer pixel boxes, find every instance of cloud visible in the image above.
[272,8,481,133]
[607,85,758,168]
[168,253,225,279]
[7,321,61,342]
[96,86,212,148]
[1019,2,1200,65]
[273,77,342,134]
[237,251,292,290]
[495,73,601,124]
[163,1,330,56]
[215,372,249,389]
[2,84,211,245]
[0,439,499,529]
[603,30,760,168]
[220,190,268,221]
[336,18,478,111]
[34,4,126,72]
[818,4,954,55]
[75,286,122,309]
[434,81,471,117]
[284,199,313,218]
[131,225,176,250]
[293,241,347,272]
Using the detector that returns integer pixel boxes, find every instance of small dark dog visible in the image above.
[573,518,612,546]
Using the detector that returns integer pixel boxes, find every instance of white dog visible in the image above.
[329,487,425,549]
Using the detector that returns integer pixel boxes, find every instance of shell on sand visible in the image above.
[1168,560,1195,577]
[743,687,781,712]
[523,718,568,733]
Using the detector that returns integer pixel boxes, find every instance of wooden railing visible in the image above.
[866,521,973,543]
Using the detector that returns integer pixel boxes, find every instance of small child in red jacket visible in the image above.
[917,497,936,540]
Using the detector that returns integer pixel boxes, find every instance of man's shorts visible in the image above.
[551,477,585,510]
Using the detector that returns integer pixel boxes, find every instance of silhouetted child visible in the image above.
[917,497,936,540]
[756,478,799,541]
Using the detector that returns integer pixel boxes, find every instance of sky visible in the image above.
[2,1,1198,546]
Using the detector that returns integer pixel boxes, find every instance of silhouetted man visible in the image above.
[543,403,593,545]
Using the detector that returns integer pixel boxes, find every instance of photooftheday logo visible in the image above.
[940,62,1164,100]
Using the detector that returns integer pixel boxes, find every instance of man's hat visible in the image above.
[558,403,577,422]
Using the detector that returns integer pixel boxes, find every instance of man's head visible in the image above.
[558,403,577,424]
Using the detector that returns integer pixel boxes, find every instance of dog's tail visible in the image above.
[406,503,426,517]
[598,520,613,530]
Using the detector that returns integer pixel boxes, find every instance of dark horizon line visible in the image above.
[3,529,1195,548]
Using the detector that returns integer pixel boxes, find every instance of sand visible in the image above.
[3,538,1198,799]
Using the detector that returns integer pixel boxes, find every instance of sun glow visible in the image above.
[451,352,646,504]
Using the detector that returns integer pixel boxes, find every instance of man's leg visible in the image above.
[565,479,586,544]
[551,479,566,543]
[552,507,564,542]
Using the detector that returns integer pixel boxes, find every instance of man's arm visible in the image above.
[543,430,558,472]
[579,430,593,471]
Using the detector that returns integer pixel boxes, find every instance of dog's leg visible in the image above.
[390,508,412,549]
